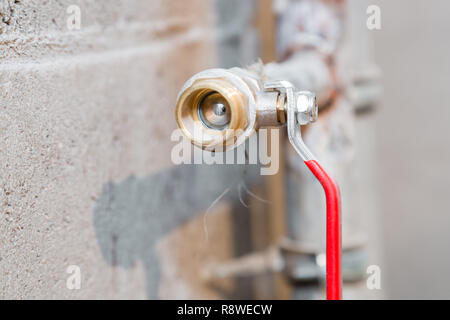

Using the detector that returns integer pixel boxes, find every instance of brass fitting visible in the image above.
[175,68,317,152]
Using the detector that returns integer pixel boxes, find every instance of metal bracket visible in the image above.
[264,80,318,161]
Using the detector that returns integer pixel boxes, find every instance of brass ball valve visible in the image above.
[175,67,342,300]
[175,68,317,151]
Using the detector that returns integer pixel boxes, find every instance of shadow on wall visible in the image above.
[92,164,261,299]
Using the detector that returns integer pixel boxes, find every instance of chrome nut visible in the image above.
[295,91,318,125]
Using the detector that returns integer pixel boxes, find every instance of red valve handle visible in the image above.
[304,160,342,300]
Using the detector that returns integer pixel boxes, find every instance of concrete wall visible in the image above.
[0,0,263,299]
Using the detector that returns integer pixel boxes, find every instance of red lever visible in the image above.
[304,160,342,300]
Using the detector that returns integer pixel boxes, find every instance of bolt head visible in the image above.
[295,91,318,125]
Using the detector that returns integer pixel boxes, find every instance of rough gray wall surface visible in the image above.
[0,0,261,299]
[1,0,210,60]
[93,164,260,298]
